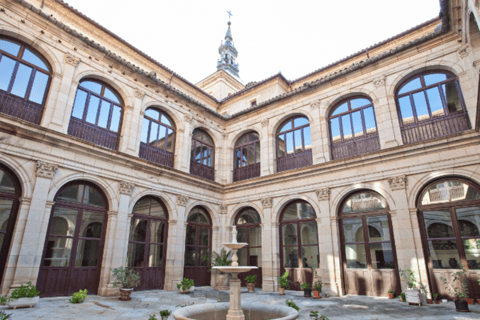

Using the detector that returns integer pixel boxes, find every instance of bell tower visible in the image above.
[217,20,240,78]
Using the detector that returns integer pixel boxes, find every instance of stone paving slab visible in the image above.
[2,287,480,320]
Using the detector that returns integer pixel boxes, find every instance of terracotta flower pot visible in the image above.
[435,300,440,304]
[119,288,133,301]
[388,293,394,299]
[466,298,474,305]
[247,283,255,293]
[303,289,312,297]
[427,299,432,304]
[279,287,285,295]
[454,299,469,312]
[324,293,329,298]
[312,290,321,299]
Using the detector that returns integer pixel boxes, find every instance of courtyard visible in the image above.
[3,287,480,320]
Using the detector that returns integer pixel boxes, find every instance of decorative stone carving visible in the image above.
[184,114,193,123]
[177,195,189,207]
[134,88,145,99]
[315,188,330,201]
[119,181,135,196]
[261,198,273,208]
[223,133,228,139]
[36,161,58,179]
[388,175,407,191]
[310,99,322,109]
[261,118,269,127]
[64,52,80,67]
[458,45,469,58]
[373,76,386,87]
[220,204,227,215]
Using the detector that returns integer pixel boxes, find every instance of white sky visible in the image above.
[64,0,440,84]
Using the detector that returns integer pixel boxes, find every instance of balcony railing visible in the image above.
[331,134,381,160]
[276,150,313,173]
[68,117,119,150]
[233,163,260,182]
[401,112,470,145]
[190,161,215,181]
[0,90,43,124]
[139,143,174,168]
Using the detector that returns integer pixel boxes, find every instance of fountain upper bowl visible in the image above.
[212,266,258,274]
[222,242,248,250]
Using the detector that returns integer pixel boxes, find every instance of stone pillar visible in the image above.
[45,53,81,133]
[260,198,278,291]
[120,89,144,156]
[310,100,327,164]
[164,195,188,290]
[227,275,243,320]
[179,115,193,173]
[98,181,134,296]
[260,118,270,176]
[8,161,58,292]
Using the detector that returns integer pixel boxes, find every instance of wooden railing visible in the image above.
[190,161,215,181]
[401,112,470,145]
[139,143,174,168]
[331,134,381,160]
[0,90,43,124]
[233,163,260,182]
[68,117,119,150]
[276,150,312,173]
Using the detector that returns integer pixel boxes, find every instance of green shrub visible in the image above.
[112,266,141,289]
[176,278,194,291]
[0,295,10,304]
[69,289,88,303]
[159,309,172,318]
[0,311,11,320]
[300,282,311,290]
[10,282,40,299]
[245,275,256,284]
[285,299,299,311]
[279,271,290,289]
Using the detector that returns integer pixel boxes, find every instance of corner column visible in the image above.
[260,198,278,291]
[260,118,271,176]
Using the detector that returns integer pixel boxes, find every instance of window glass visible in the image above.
[140,118,149,143]
[158,126,167,149]
[80,212,103,238]
[22,49,49,71]
[282,224,297,245]
[150,199,166,218]
[463,238,480,269]
[293,117,309,128]
[294,129,303,153]
[0,171,15,194]
[84,185,105,208]
[74,239,100,267]
[127,242,145,267]
[282,203,298,221]
[85,95,100,124]
[424,73,447,86]
[426,87,445,118]
[277,134,285,158]
[423,210,455,238]
[150,220,165,243]
[428,240,460,269]
[421,181,480,205]
[255,142,260,163]
[345,244,367,268]
[351,111,363,137]
[367,216,390,241]
[250,247,262,267]
[332,102,348,116]
[103,87,120,104]
[342,192,386,213]
[342,115,353,140]
[350,98,371,110]
[50,207,77,236]
[300,222,317,244]
[10,64,32,98]
[80,81,102,94]
[71,90,87,119]
[161,114,173,127]
[248,132,259,142]
[286,131,294,156]
[299,202,315,219]
[302,245,319,268]
[398,96,414,125]
[28,71,49,104]
[279,121,292,133]
[149,122,159,147]
[343,218,363,243]
[0,56,16,91]
[369,242,394,269]
[456,207,480,237]
[247,143,255,165]
[443,82,462,113]
[57,184,84,204]
[166,129,175,152]
[110,106,121,132]
[330,118,341,142]
[363,107,377,133]
[236,135,248,146]
[148,244,163,267]
[283,246,298,267]
[413,92,430,121]
[303,126,311,150]
[97,101,110,129]
[133,198,150,215]
[145,108,159,120]
[43,236,72,266]
[129,218,147,242]
[0,39,20,56]
[398,77,422,95]
[198,227,210,246]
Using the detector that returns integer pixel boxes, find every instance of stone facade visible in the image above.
[0,0,479,299]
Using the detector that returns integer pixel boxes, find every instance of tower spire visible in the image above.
[217,17,240,78]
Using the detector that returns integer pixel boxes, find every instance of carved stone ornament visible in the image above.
[184,114,193,123]
[177,195,189,207]
[261,197,273,208]
[64,52,80,67]
[220,204,228,215]
[310,99,322,109]
[261,118,269,127]
[387,175,407,191]
[134,88,145,99]
[223,133,228,139]
[315,188,330,201]
[36,161,58,179]
[119,181,135,196]
[458,45,469,58]
[373,76,386,87]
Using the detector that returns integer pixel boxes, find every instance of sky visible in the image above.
[63,0,441,85]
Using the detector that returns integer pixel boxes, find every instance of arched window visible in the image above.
[279,200,318,290]
[68,79,124,150]
[0,37,52,124]
[329,97,380,160]
[417,178,480,299]
[235,208,262,287]
[184,206,212,286]
[395,71,470,144]
[233,132,260,182]
[39,182,108,296]
[276,116,312,173]
[339,191,399,296]
[139,108,176,168]
[127,196,168,290]
[190,129,215,181]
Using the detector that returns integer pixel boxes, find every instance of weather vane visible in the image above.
[227,10,233,22]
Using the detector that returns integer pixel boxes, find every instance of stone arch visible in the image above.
[0,26,63,75]
[128,190,177,221]
[0,156,32,199]
[323,90,379,120]
[271,111,315,136]
[190,124,222,149]
[332,183,396,216]
[140,100,184,133]
[273,195,320,222]
[47,173,118,212]
[184,201,219,227]
[226,202,264,227]
[229,128,262,151]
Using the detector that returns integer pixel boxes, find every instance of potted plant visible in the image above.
[205,248,232,290]
[399,292,406,302]
[418,282,430,304]
[313,279,323,299]
[310,310,318,320]
[0,311,11,320]
[176,278,195,294]
[159,309,172,320]
[246,275,257,293]
[301,282,312,297]
[279,271,290,295]
[0,295,10,306]
[433,293,440,304]
[324,292,329,298]
[440,264,470,312]
[388,290,395,299]
[8,282,40,309]
[285,299,299,311]
[112,266,141,301]
[399,268,420,305]
[69,289,87,303]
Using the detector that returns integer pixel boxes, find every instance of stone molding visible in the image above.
[387,175,407,191]
[373,76,386,87]
[219,204,227,215]
[107,210,119,216]
[64,52,80,66]
[19,197,32,205]
[315,217,321,223]
[271,222,279,228]
[261,118,269,127]
[36,161,58,179]
[119,181,135,196]
[177,195,189,207]
[310,99,322,109]
[458,44,469,58]
[213,226,220,231]
[261,197,273,208]
[315,188,330,201]
[45,200,56,209]
[134,88,145,99]
[184,114,193,123]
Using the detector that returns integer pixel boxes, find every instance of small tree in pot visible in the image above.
[313,279,323,299]
[440,264,469,312]
[279,271,290,295]
[112,266,141,301]
[176,278,195,293]
[301,282,312,297]
[246,275,257,293]
[399,268,420,305]
[388,290,395,299]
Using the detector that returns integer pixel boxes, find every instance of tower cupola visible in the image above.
[217,21,240,78]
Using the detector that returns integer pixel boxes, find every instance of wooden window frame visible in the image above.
[235,208,262,265]
[190,129,215,181]
[233,131,260,182]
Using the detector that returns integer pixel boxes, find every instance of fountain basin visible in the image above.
[223,242,249,250]
[172,302,298,320]
[212,266,257,274]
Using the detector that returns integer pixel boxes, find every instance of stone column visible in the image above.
[8,161,58,292]
[179,115,193,173]
[260,118,270,176]
[310,100,327,164]
[260,198,278,291]
[164,195,188,290]
[120,89,144,156]
[45,53,81,133]
[98,181,134,296]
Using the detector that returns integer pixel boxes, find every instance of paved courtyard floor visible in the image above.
[3,287,480,319]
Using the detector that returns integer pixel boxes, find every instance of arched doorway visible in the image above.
[417,178,480,300]
[339,191,400,296]
[0,165,21,286]
[38,182,108,297]
[183,206,212,286]
[235,208,262,287]
[279,200,318,290]
[127,196,168,290]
